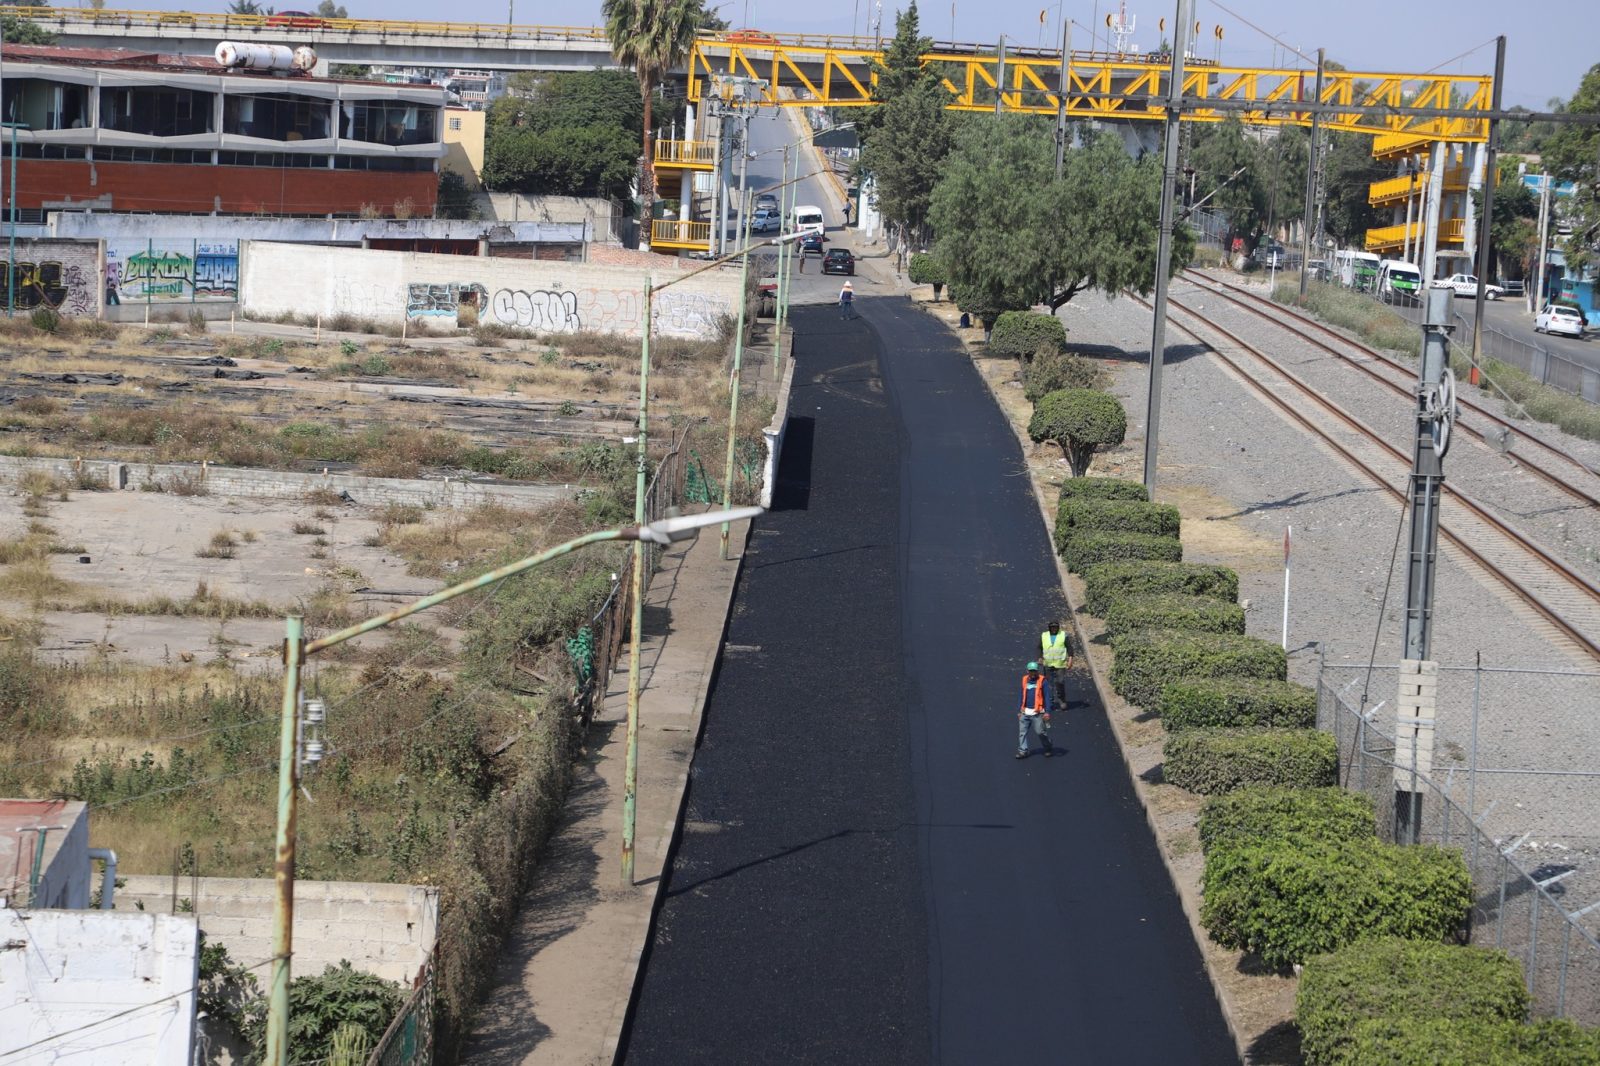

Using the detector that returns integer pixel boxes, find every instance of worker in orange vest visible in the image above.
[1016,662,1054,759]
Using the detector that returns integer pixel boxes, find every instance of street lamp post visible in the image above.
[262,508,762,1066]
[721,186,756,561]
[2,120,28,318]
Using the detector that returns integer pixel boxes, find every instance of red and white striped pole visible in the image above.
[1281,525,1291,650]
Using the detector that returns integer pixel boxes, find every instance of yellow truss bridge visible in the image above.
[689,39,1494,142]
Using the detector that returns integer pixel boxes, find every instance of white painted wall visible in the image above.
[0,908,198,1065]
[239,242,740,340]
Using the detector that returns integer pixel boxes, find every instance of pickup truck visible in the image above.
[1432,273,1504,300]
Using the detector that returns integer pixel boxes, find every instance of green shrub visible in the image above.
[1344,1016,1600,1066]
[1029,388,1127,477]
[1164,727,1335,793]
[1024,349,1101,401]
[1082,560,1238,616]
[1296,937,1529,1065]
[1108,628,1285,710]
[989,310,1067,360]
[950,283,1014,329]
[908,252,946,298]
[1054,499,1181,554]
[1203,838,1472,969]
[1159,677,1316,731]
[1057,477,1148,505]
[1060,531,1181,574]
[1197,786,1374,854]
[1102,593,1243,638]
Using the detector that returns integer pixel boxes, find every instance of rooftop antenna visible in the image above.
[1108,1,1135,55]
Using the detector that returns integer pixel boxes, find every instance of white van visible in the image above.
[792,205,825,236]
[1377,259,1422,304]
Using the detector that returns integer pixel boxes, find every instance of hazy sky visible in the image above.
[149,0,1590,110]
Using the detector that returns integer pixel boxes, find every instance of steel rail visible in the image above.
[1130,292,1600,663]
[1184,268,1600,512]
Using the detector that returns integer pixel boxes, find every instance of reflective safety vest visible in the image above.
[1020,673,1049,714]
[1041,630,1069,667]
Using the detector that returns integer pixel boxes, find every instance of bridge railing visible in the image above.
[7,5,610,40]
[650,219,711,249]
[654,140,715,167]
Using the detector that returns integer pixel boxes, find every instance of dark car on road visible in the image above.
[799,231,827,256]
[822,248,855,276]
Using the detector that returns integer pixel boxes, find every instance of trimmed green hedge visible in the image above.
[1054,499,1181,553]
[1197,786,1375,854]
[1164,727,1336,793]
[1023,350,1100,401]
[1058,477,1149,505]
[908,252,945,287]
[1081,560,1238,617]
[989,310,1067,359]
[1202,841,1472,969]
[1345,1017,1600,1066]
[1296,938,1529,1065]
[1159,677,1317,731]
[1059,531,1181,574]
[1108,628,1285,710]
[1102,593,1245,639]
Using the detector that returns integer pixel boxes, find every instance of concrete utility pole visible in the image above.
[1139,0,1192,492]
[1054,17,1071,178]
[1534,172,1552,310]
[1297,48,1325,300]
[1395,285,1457,845]
[1468,36,1507,376]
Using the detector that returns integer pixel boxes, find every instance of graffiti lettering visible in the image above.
[491,289,583,333]
[406,281,486,319]
[109,240,239,303]
[655,291,725,338]
[4,261,70,310]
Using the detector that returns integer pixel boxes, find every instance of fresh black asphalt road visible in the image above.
[620,296,1237,1065]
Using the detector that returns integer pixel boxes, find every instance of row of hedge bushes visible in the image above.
[1297,936,1600,1065]
[1051,471,1589,1055]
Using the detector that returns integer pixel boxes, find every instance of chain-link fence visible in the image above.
[369,953,435,1066]
[1318,663,1600,1023]
[1385,293,1600,403]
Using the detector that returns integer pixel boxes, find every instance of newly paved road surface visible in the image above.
[619,297,1236,1064]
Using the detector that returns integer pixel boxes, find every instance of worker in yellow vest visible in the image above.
[1041,621,1073,705]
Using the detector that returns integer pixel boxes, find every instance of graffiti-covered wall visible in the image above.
[3,240,101,317]
[239,242,739,341]
[106,240,240,305]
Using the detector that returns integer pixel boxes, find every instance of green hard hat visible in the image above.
[1027,661,1039,671]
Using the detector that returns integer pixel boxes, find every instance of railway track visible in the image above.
[1184,268,1600,508]
[1129,291,1600,663]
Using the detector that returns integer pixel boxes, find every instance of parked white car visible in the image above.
[1535,303,1587,339]
[1432,273,1504,300]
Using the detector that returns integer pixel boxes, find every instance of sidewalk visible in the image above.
[461,519,749,1065]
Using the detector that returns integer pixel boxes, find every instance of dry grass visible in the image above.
[195,529,238,559]
[380,500,586,580]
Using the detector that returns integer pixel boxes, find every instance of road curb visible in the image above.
[924,298,1261,1065]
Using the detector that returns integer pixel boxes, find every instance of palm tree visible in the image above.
[602,0,705,228]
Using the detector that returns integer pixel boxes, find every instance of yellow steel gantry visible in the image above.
[689,40,1495,142]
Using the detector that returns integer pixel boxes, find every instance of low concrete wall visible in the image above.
[0,455,574,511]
[760,356,797,510]
[240,240,740,340]
[0,908,198,1065]
[115,876,437,986]
[3,238,102,318]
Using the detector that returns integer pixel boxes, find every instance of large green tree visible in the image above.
[929,117,1193,314]
[1472,156,1539,283]
[1546,63,1600,277]
[1188,117,1268,252]
[1320,130,1388,247]
[857,2,953,245]
[602,0,707,216]
[488,69,643,141]
[482,124,640,201]
[1,14,56,43]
